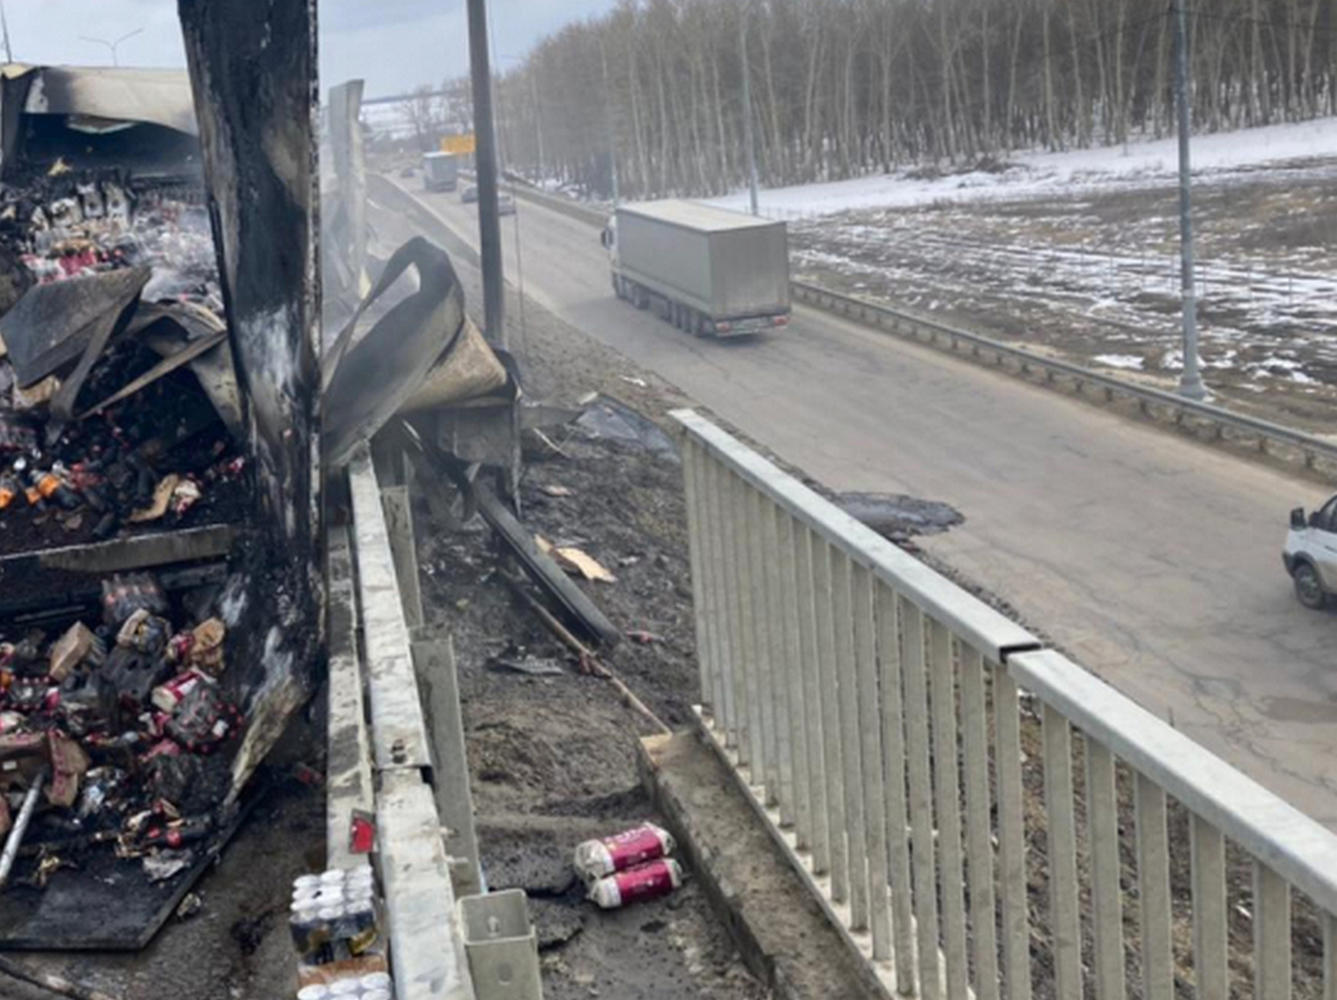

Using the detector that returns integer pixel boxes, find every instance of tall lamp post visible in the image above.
[1173,0,1205,400]
[738,1,760,216]
[466,0,506,349]
[79,27,143,66]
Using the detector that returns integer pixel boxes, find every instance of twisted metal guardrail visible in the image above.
[497,181,1337,479]
[673,406,1337,1000]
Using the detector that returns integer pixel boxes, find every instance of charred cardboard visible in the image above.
[0,266,149,389]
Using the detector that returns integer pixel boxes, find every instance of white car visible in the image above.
[1284,494,1337,608]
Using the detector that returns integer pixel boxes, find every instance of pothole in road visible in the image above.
[1258,696,1337,724]
[836,492,964,542]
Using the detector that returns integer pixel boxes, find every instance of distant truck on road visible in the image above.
[422,151,459,192]
[602,200,790,337]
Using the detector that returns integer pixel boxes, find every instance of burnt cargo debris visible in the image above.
[0,571,242,883]
[0,62,287,950]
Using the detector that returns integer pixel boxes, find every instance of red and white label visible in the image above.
[603,825,668,871]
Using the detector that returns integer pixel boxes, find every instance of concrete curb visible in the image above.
[637,730,882,1000]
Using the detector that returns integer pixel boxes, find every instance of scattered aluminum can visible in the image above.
[573,822,675,881]
[587,857,683,909]
[359,972,392,991]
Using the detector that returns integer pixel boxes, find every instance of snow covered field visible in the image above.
[706,117,1337,217]
[705,119,1337,430]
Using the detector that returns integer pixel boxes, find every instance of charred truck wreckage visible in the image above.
[0,0,523,988]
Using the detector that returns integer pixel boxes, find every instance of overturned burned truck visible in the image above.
[0,6,518,993]
[0,59,272,948]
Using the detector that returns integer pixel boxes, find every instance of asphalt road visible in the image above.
[397,176,1337,830]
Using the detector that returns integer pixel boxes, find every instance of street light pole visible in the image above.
[738,3,760,216]
[1173,0,1205,400]
[466,0,506,349]
[598,40,619,206]
[0,1,14,64]
[79,27,144,66]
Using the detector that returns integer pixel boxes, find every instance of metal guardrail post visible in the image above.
[813,538,849,906]
[798,523,831,876]
[900,599,940,1000]
[959,646,999,1000]
[1085,738,1125,1000]
[732,470,763,775]
[992,668,1031,1000]
[681,437,714,714]
[833,549,869,931]
[778,509,810,851]
[1134,773,1174,1000]
[929,623,968,1000]
[761,497,794,825]
[706,454,737,745]
[748,487,781,810]
[875,580,916,994]
[853,563,890,960]
[1191,817,1229,1000]
[1041,703,1081,1000]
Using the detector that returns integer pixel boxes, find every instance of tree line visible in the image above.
[482,0,1337,199]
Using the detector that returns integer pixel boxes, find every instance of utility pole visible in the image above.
[529,73,545,182]
[467,0,506,349]
[1173,0,1205,400]
[0,1,13,64]
[598,40,619,205]
[738,2,760,216]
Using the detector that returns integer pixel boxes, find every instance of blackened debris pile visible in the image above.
[0,377,247,553]
[0,159,247,555]
[0,571,242,884]
[2,169,219,312]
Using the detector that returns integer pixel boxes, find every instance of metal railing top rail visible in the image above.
[793,280,1337,466]
[1010,647,1337,918]
[497,181,1336,470]
[670,407,1040,665]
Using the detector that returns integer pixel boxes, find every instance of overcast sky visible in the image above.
[1,0,617,96]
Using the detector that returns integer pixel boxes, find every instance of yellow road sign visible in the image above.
[441,133,476,155]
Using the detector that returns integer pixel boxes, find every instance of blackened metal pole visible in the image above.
[467,0,506,349]
[1174,0,1205,399]
[739,4,760,216]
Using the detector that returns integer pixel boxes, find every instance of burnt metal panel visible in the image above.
[177,0,324,800]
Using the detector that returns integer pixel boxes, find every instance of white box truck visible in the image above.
[422,151,459,192]
[602,199,790,336]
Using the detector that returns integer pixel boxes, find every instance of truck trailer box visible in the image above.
[611,200,789,334]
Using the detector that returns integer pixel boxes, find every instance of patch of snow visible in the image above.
[1093,353,1145,370]
[705,117,1337,217]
